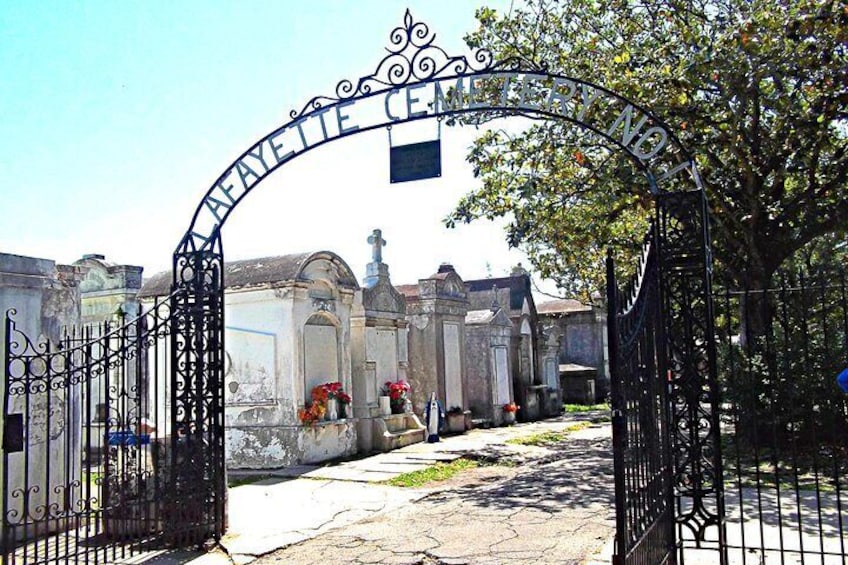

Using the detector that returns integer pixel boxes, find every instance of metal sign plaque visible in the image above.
[390,139,441,183]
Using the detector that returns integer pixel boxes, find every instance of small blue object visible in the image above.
[107,430,150,446]
[838,368,848,393]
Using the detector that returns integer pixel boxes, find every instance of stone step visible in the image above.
[471,418,493,429]
[373,413,426,452]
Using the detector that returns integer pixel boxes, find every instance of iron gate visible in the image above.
[1,294,192,564]
[608,221,677,565]
[608,190,726,564]
[609,190,848,565]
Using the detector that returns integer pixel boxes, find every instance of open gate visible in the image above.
[608,190,727,565]
[607,221,677,565]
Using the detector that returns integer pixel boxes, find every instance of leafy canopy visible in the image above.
[448,0,847,296]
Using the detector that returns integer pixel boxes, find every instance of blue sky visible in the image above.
[0,1,561,293]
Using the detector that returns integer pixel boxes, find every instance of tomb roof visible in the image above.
[465,309,496,325]
[394,284,420,298]
[139,251,358,298]
[74,254,144,293]
[465,309,511,326]
[465,273,534,313]
[559,362,597,374]
[537,299,592,315]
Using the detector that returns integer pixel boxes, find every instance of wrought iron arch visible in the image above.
[170,10,723,563]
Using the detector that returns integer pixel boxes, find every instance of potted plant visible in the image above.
[502,402,519,425]
[381,380,411,414]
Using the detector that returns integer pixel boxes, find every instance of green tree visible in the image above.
[448,0,847,298]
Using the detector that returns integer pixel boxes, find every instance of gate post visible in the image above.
[656,190,726,560]
[606,250,626,565]
[169,231,226,545]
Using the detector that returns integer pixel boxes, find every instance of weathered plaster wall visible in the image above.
[140,252,362,470]
[226,420,357,468]
[405,310,440,413]
[538,324,564,416]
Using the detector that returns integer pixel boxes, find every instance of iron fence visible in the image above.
[713,268,847,564]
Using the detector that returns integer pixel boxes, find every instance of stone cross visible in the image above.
[368,229,386,263]
[490,284,500,312]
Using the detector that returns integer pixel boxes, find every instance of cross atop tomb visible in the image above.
[368,229,386,264]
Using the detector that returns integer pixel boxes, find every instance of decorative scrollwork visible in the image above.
[290,10,494,119]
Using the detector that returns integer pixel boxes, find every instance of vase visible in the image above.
[378,395,391,416]
[503,411,516,425]
[326,398,338,421]
[338,403,347,419]
[391,400,404,415]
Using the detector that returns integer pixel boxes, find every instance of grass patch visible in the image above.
[563,403,609,413]
[384,458,480,488]
[720,433,847,493]
[506,422,590,446]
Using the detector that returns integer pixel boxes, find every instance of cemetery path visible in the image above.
[241,419,615,565]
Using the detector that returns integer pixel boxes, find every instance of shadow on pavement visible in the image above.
[428,434,615,514]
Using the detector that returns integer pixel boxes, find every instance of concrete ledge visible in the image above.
[374,413,425,451]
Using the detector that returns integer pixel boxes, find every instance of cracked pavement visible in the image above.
[244,422,614,565]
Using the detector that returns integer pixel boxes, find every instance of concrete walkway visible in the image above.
[127,414,615,565]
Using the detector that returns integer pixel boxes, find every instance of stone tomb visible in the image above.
[140,251,360,469]
[74,254,143,323]
[397,264,469,424]
[537,323,564,416]
[464,292,514,426]
[350,230,424,452]
[466,266,550,422]
[536,298,609,403]
[74,254,145,460]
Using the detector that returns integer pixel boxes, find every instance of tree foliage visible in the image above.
[449,0,847,298]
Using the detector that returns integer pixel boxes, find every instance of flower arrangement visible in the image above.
[322,381,346,402]
[336,391,351,405]
[297,397,325,426]
[381,380,411,413]
[298,381,351,425]
[502,402,520,413]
